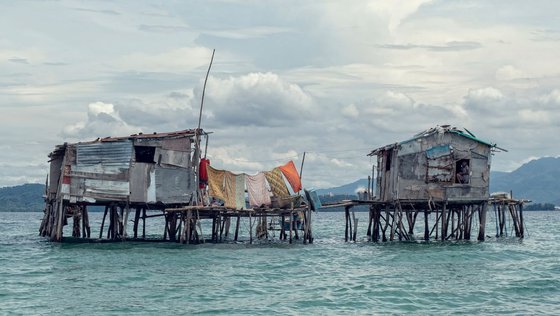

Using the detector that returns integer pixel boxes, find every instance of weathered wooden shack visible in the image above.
[49,129,198,205]
[370,125,493,201]
[336,125,525,242]
[39,128,313,244]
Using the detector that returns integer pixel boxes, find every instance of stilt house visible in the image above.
[46,129,202,205]
[368,125,495,202]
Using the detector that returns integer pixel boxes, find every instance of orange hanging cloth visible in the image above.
[278,160,302,193]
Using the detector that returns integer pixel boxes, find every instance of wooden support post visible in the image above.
[280,215,286,240]
[289,211,293,244]
[100,206,108,239]
[478,203,487,241]
[352,211,358,242]
[142,207,146,239]
[211,213,217,243]
[249,212,253,244]
[107,206,113,239]
[382,210,390,242]
[307,208,313,244]
[185,210,192,244]
[434,209,439,240]
[83,206,91,238]
[123,202,130,241]
[54,200,65,241]
[423,210,429,241]
[344,206,350,242]
[367,208,373,238]
[372,208,377,242]
[163,213,169,241]
[441,203,447,241]
[133,207,140,239]
[519,203,524,238]
[234,214,240,241]
[389,206,396,241]
[72,208,81,237]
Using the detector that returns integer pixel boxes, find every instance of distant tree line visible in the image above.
[524,203,556,211]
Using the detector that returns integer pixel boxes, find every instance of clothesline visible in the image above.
[203,160,303,210]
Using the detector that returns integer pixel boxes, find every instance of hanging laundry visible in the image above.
[199,158,210,189]
[279,160,302,193]
[234,173,246,210]
[246,172,272,207]
[207,165,226,201]
[264,168,290,197]
[224,171,246,209]
[304,189,322,211]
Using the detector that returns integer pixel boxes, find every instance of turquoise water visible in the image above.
[1,211,559,315]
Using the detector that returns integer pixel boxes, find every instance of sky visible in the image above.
[1,0,560,189]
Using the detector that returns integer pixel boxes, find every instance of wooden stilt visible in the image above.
[249,212,253,244]
[82,206,90,238]
[234,215,240,241]
[518,203,524,238]
[123,202,130,241]
[100,206,108,239]
[142,207,147,239]
[289,211,293,244]
[224,216,231,238]
[423,210,429,241]
[441,204,447,241]
[478,203,487,241]
[367,208,373,238]
[185,210,192,244]
[352,211,358,242]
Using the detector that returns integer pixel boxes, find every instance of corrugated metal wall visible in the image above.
[77,141,133,167]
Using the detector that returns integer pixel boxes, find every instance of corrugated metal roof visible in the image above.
[368,126,495,156]
[76,140,133,167]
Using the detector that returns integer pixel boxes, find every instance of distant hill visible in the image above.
[489,157,560,204]
[0,183,45,212]
[315,178,371,196]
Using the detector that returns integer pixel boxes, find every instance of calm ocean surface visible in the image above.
[1,211,559,315]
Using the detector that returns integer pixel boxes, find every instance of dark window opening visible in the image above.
[385,151,392,171]
[455,159,470,184]
[135,146,156,163]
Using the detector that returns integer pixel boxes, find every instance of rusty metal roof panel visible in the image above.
[99,129,200,142]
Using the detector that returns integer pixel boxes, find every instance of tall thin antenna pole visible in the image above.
[198,49,215,131]
[299,151,306,181]
[195,49,215,205]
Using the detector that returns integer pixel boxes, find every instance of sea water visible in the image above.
[1,211,559,315]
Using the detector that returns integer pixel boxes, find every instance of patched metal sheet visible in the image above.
[161,138,191,152]
[129,162,153,203]
[155,148,190,168]
[426,145,451,159]
[77,141,133,167]
[83,179,130,200]
[72,165,129,178]
[155,166,195,203]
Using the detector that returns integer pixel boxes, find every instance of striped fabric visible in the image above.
[264,168,290,197]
